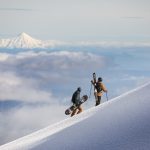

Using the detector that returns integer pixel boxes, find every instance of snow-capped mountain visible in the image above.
[0,33,66,49]
[0,33,41,49]
[0,82,150,150]
[7,32,45,49]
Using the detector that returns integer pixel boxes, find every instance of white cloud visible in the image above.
[0,72,53,102]
[0,104,67,145]
[0,51,112,103]
[47,51,108,70]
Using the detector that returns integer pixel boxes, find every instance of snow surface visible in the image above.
[0,82,150,150]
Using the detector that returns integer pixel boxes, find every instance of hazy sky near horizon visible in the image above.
[0,0,150,40]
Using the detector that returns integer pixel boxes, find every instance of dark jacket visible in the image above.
[71,90,81,105]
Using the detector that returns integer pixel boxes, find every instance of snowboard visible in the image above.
[65,95,88,115]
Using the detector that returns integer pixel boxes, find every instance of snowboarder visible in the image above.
[70,87,83,117]
[91,77,107,106]
[65,94,88,116]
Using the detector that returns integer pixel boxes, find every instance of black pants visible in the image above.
[96,96,101,106]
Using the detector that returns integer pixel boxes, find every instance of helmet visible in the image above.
[77,87,81,92]
[98,77,103,82]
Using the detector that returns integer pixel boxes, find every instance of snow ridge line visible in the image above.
[108,81,150,103]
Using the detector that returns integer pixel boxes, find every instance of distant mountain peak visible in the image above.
[19,32,29,36]
[16,32,39,43]
[0,33,66,49]
[18,32,32,39]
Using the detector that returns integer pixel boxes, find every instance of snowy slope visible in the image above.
[0,82,150,150]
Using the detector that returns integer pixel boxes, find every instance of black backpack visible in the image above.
[71,91,77,103]
[95,82,102,93]
[71,90,81,103]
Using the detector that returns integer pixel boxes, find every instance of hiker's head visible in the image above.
[98,77,103,82]
[77,87,81,92]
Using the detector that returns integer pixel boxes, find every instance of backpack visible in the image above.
[71,96,75,103]
[95,82,102,93]
[71,91,77,103]
[71,90,80,104]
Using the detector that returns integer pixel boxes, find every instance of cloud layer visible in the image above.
[0,50,112,145]
[0,51,111,102]
[0,48,149,145]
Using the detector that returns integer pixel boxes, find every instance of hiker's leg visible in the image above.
[77,105,83,114]
[96,96,101,106]
[71,108,78,117]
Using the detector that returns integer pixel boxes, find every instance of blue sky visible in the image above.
[0,0,150,40]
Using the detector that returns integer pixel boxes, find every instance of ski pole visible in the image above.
[106,92,108,101]
[89,82,93,98]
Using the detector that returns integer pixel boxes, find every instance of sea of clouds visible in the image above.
[0,47,150,145]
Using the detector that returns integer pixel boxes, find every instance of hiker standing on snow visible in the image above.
[91,77,107,106]
[71,87,83,117]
